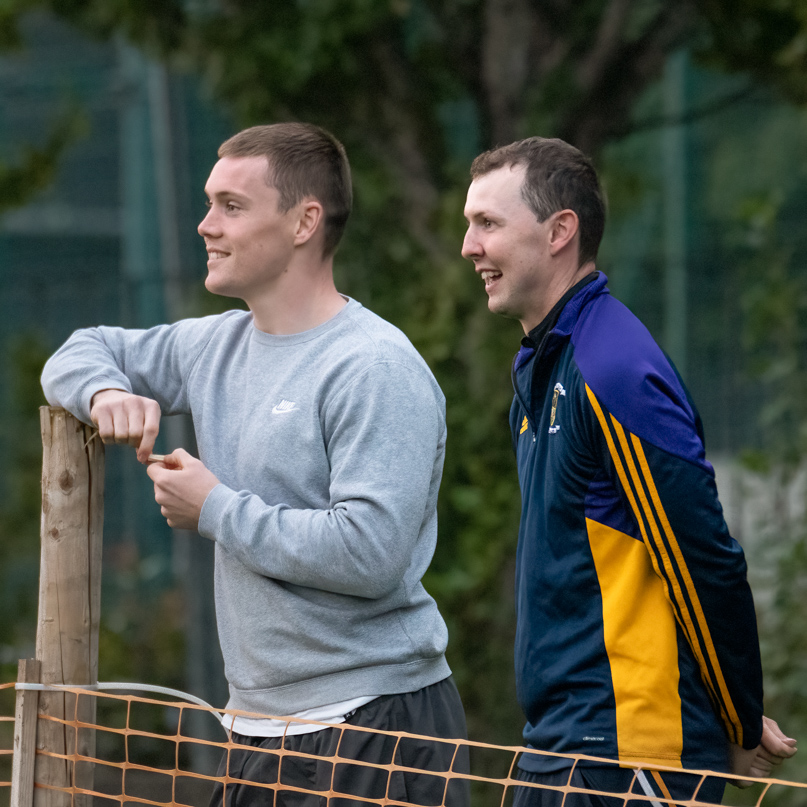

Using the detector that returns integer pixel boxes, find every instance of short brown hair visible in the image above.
[219,123,352,257]
[470,137,605,266]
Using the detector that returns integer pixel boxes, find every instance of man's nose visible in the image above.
[198,208,218,238]
[461,229,480,261]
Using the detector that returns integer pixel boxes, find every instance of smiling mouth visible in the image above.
[480,269,502,288]
[207,250,229,261]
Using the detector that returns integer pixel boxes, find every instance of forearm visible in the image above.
[41,321,204,420]
[199,483,431,598]
[42,328,134,422]
[634,440,764,747]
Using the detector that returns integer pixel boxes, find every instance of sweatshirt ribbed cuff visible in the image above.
[198,483,237,542]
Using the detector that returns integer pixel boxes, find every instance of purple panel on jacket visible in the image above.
[584,471,643,540]
[565,288,711,473]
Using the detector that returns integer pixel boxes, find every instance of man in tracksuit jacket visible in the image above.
[461,136,797,805]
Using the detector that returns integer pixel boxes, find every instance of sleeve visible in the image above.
[198,361,446,599]
[584,379,764,750]
[40,318,217,423]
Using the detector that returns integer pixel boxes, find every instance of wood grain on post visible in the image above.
[35,407,104,807]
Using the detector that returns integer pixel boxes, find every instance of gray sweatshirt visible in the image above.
[41,298,452,716]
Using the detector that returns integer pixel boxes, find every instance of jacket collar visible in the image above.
[513,272,607,372]
[552,271,609,337]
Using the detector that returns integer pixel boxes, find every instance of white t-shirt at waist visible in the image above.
[221,695,379,737]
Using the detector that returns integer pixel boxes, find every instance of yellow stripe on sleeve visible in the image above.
[584,384,738,743]
[631,434,743,745]
[585,387,681,619]
[608,417,705,668]
[584,387,648,540]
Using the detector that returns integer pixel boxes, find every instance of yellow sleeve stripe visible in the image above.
[584,387,683,629]
[585,386,642,535]
[605,412,725,732]
[631,434,743,745]
[611,416,736,740]
[584,386,670,597]
[584,384,742,745]
[608,418,704,654]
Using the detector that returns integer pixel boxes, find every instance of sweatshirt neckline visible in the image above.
[249,297,359,346]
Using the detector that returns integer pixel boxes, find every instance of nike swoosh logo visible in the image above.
[272,399,297,414]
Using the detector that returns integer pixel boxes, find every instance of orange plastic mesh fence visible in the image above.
[0,681,804,807]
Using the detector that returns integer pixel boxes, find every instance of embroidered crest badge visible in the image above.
[549,382,566,434]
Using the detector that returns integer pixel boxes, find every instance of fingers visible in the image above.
[731,743,768,787]
[737,718,800,784]
[751,760,784,780]
[89,389,162,462]
[90,390,120,444]
[762,716,798,759]
[148,465,175,519]
[756,747,783,765]
[145,448,215,532]
[146,449,195,494]
[749,751,787,779]
[165,447,192,467]
[138,402,162,463]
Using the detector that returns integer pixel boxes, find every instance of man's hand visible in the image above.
[90,389,161,464]
[730,716,797,786]
[755,716,798,773]
[146,448,220,530]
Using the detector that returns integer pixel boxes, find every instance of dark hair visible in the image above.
[470,137,605,266]
[219,123,352,257]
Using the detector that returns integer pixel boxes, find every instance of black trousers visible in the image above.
[209,677,470,807]
[513,765,725,807]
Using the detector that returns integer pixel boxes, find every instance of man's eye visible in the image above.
[226,203,239,212]
[204,199,212,209]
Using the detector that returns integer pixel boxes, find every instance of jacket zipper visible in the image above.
[512,331,554,443]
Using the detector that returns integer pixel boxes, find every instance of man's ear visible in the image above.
[548,209,579,256]
[293,199,325,247]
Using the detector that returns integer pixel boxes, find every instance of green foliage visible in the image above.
[730,190,807,797]
[0,105,88,213]
[737,193,807,467]
[7,0,188,52]
[98,587,186,690]
[0,334,49,683]
[699,0,807,104]
[0,3,24,49]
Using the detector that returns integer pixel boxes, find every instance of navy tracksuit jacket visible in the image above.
[510,273,763,773]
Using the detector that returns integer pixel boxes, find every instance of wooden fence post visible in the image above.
[10,659,41,807]
[34,407,104,807]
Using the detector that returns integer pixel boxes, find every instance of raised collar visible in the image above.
[513,272,605,372]
[551,272,608,338]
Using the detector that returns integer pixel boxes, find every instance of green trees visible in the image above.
[0,108,86,213]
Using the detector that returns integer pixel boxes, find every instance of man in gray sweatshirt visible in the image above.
[41,122,468,807]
